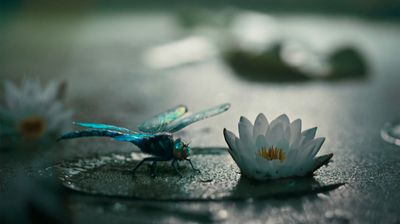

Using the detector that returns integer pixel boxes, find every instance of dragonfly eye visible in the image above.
[184,146,191,158]
[175,139,183,149]
[173,139,186,159]
[173,139,190,159]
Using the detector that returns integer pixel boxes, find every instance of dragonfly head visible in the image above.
[173,138,190,160]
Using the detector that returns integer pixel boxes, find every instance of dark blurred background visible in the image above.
[1,0,400,17]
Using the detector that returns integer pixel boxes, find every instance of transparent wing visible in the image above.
[73,122,135,134]
[137,105,188,133]
[58,129,153,144]
[165,103,231,133]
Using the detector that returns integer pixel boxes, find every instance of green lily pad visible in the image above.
[56,148,342,201]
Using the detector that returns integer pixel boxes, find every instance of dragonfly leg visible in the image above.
[171,159,183,177]
[133,157,166,176]
[186,159,201,173]
[176,160,182,169]
[149,161,158,177]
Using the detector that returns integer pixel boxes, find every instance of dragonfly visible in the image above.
[58,103,230,176]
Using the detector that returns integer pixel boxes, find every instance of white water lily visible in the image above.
[0,79,73,150]
[223,113,332,180]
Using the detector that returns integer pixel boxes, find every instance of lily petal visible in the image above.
[271,114,290,126]
[253,113,269,139]
[223,128,238,152]
[255,135,268,149]
[238,116,254,149]
[41,81,59,103]
[289,119,301,147]
[306,153,333,175]
[266,122,284,146]
[300,127,317,145]
[4,81,20,109]
[296,137,324,166]
[276,138,289,151]
[309,137,325,158]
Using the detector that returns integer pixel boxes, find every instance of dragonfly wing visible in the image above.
[73,122,135,133]
[137,105,188,133]
[165,103,230,133]
[58,129,153,146]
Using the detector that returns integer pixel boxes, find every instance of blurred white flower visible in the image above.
[0,79,73,150]
[223,113,332,181]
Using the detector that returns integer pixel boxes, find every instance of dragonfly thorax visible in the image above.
[173,138,190,160]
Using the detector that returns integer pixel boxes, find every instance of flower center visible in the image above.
[257,146,286,161]
[17,116,46,139]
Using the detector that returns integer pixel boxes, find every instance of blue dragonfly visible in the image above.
[58,103,230,176]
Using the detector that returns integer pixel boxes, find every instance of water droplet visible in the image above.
[113,155,126,160]
[214,209,228,221]
[325,209,351,224]
[381,121,400,146]
[112,202,127,212]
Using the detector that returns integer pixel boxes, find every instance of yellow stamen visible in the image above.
[17,116,46,139]
[257,146,286,161]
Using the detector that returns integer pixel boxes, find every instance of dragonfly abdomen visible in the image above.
[58,130,123,141]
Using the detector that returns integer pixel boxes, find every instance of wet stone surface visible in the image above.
[57,148,340,200]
